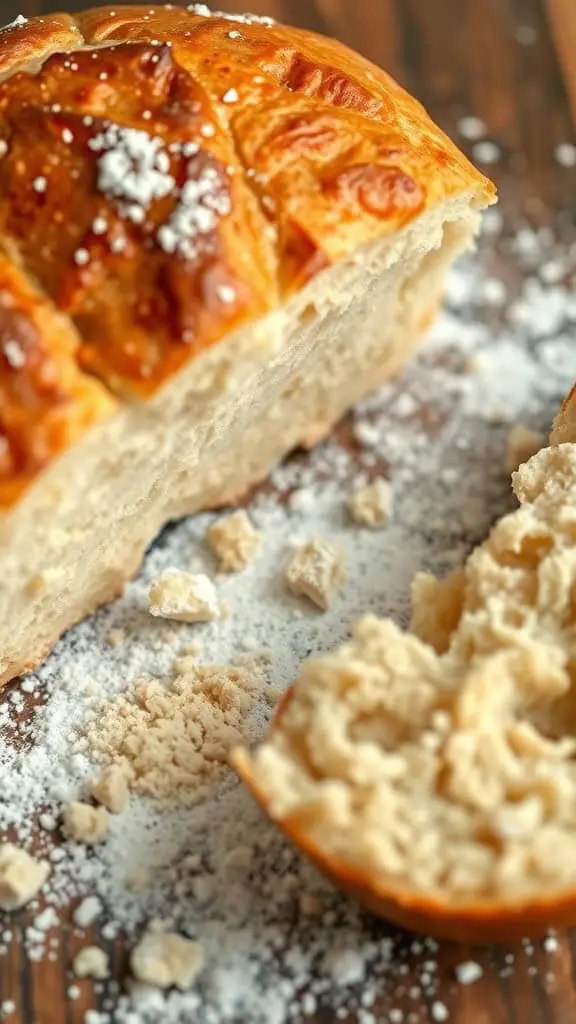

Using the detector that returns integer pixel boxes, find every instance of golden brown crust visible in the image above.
[550,382,576,446]
[234,693,576,943]
[0,14,82,81]
[0,40,275,397]
[0,5,495,506]
[0,251,115,506]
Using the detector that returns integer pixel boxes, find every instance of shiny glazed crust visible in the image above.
[0,6,494,505]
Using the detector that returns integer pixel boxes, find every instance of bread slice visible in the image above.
[235,437,576,941]
[0,6,494,684]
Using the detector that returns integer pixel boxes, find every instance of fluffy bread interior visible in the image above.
[238,441,576,912]
[0,193,481,684]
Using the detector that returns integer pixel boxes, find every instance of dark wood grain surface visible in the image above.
[1,1,576,1022]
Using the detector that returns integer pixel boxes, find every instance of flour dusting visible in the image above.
[0,215,574,1022]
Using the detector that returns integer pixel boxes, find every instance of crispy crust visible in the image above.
[550,382,576,446]
[0,250,115,505]
[236,663,576,943]
[0,6,494,506]
[234,742,576,943]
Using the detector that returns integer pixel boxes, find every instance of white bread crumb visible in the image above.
[90,764,131,814]
[63,802,109,844]
[299,892,323,917]
[347,478,393,528]
[285,540,346,610]
[73,946,109,979]
[180,640,203,657]
[0,844,49,911]
[464,353,481,373]
[207,511,260,572]
[505,425,543,472]
[73,896,102,928]
[105,627,126,647]
[148,570,220,623]
[126,866,151,892]
[131,931,204,989]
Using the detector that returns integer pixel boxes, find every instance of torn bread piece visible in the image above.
[0,844,49,911]
[73,946,110,980]
[90,764,131,814]
[285,540,346,610]
[347,477,393,527]
[236,441,576,941]
[207,511,260,573]
[148,570,220,623]
[131,931,204,990]
[63,802,109,844]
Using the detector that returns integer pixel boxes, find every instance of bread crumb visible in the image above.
[464,353,481,373]
[285,540,345,609]
[347,478,392,528]
[90,764,131,814]
[0,844,49,911]
[62,803,108,844]
[181,640,203,657]
[148,570,220,623]
[73,896,102,928]
[131,931,204,989]
[191,874,216,904]
[299,892,323,917]
[106,628,125,647]
[73,946,109,979]
[353,421,380,448]
[505,425,543,472]
[207,511,260,572]
[126,866,151,892]
[86,661,261,806]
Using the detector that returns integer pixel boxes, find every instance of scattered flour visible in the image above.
[454,961,483,985]
[0,213,575,1021]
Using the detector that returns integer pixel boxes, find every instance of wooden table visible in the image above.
[1,1,576,1023]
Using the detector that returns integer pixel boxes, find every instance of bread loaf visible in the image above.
[0,5,495,685]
